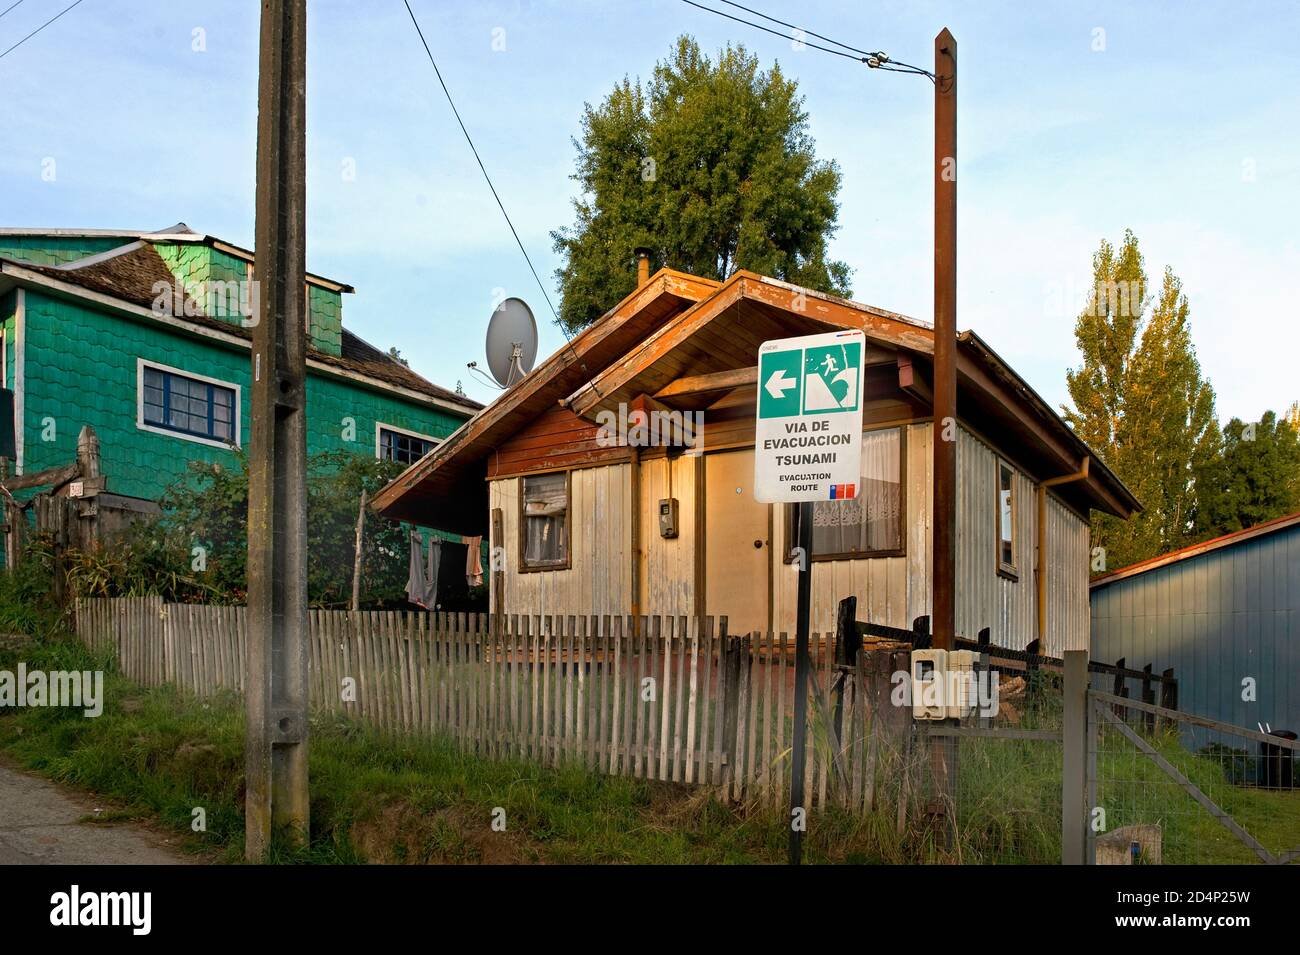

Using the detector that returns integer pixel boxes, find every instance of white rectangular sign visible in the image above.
[753,330,865,503]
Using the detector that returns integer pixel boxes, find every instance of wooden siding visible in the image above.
[489,421,1092,652]
[638,452,699,617]
[488,406,626,478]
[490,463,632,616]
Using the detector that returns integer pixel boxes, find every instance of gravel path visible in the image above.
[0,761,195,865]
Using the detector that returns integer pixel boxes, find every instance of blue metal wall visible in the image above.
[1091,523,1300,736]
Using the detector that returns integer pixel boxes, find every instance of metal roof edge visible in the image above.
[1090,510,1300,590]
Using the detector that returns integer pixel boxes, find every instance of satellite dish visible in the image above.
[484,297,538,388]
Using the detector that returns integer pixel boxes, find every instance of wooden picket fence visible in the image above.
[74,597,918,812]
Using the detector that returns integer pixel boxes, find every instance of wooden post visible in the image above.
[1062,649,1088,864]
[833,596,858,747]
[1111,657,1127,716]
[76,425,100,479]
[491,507,505,630]
[350,488,367,612]
[1141,663,1155,733]
[931,28,958,653]
[246,0,310,860]
[1159,668,1177,722]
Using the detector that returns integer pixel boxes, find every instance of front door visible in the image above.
[704,449,770,636]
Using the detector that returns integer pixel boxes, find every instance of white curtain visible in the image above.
[523,473,567,564]
[810,428,901,555]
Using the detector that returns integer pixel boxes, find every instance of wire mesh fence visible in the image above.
[1089,690,1300,865]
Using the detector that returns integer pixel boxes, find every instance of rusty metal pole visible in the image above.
[246,0,310,860]
[930,28,959,850]
[932,28,957,653]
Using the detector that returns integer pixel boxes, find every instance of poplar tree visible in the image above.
[1063,231,1217,571]
[552,36,850,334]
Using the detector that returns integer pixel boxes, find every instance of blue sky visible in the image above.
[3,0,1297,422]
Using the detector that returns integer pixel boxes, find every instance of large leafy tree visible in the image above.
[1064,230,1218,572]
[1192,410,1300,537]
[552,35,850,334]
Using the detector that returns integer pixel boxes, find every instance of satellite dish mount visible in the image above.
[471,296,539,390]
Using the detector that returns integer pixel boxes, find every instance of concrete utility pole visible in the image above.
[932,28,957,653]
[246,0,310,860]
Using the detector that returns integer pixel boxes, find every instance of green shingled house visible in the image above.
[0,223,479,535]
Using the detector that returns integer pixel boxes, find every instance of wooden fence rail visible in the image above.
[74,597,919,813]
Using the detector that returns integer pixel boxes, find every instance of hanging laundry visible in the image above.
[464,535,483,587]
[406,529,439,608]
[426,536,442,609]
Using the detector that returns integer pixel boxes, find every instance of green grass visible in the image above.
[3,575,1291,864]
[0,627,926,864]
[1094,722,1300,864]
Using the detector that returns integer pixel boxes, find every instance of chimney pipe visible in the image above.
[634,247,651,287]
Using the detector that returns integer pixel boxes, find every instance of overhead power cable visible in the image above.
[680,0,935,81]
[402,0,598,395]
[402,0,564,332]
[0,0,86,61]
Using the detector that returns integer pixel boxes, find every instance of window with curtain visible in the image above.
[521,472,569,569]
[788,427,904,560]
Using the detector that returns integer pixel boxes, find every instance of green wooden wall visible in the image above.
[16,290,466,504]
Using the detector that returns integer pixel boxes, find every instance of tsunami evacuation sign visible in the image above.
[753,329,865,503]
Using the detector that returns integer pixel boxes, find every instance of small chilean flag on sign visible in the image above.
[829,484,856,500]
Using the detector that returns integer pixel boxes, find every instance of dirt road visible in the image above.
[0,762,194,864]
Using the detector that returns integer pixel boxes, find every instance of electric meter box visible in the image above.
[911,649,947,721]
[946,649,978,719]
[658,498,679,539]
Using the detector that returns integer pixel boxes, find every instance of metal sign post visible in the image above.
[753,330,866,864]
[788,498,813,865]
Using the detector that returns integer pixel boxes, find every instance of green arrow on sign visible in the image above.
[757,348,803,419]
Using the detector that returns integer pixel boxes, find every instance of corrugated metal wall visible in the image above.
[770,422,1091,647]
[1091,523,1300,732]
[1045,494,1092,655]
[955,427,1037,649]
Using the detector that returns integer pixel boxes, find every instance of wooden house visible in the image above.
[373,268,1139,652]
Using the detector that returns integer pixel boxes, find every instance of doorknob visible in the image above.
[753,539,763,549]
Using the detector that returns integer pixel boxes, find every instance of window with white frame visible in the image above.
[139,362,238,446]
[997,459,1017,576]
[520,472,569,570]
[377,425,437,465]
